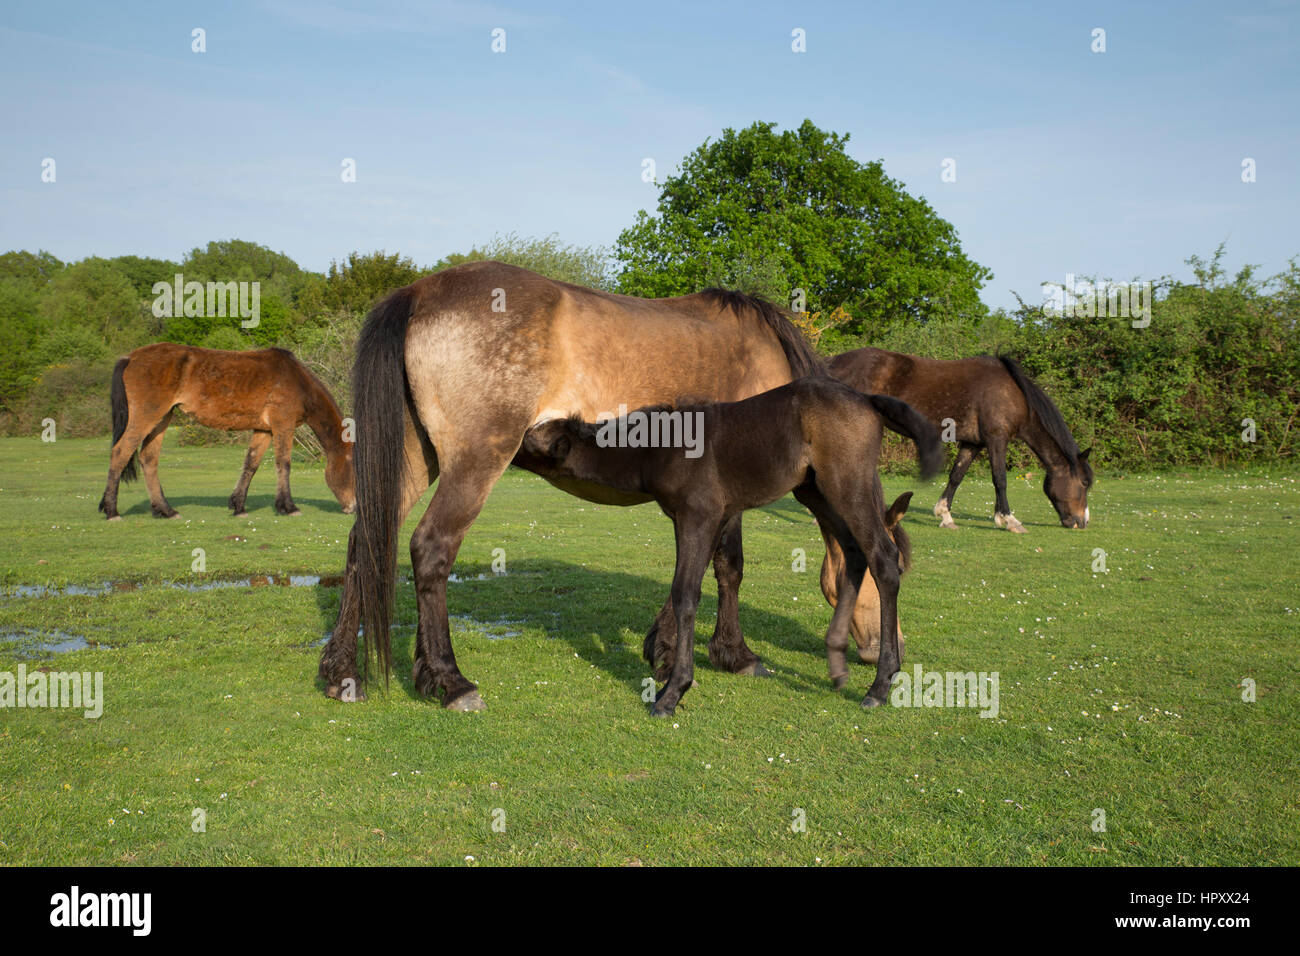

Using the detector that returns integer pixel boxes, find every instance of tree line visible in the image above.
[1,120,1295,469]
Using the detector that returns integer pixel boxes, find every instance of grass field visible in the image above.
[0,437,1296,865]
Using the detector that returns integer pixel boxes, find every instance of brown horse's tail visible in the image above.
[351,287,417,684]
[868,394,944,480]
[109,357,137,483]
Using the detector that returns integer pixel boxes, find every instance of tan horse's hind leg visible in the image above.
[407,441,517,710]
[229,430,272,515]
[139,410,179,518]
[320,416,438,701]
[819,531,907,666]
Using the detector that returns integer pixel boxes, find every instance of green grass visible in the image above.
[0,437,1297,865]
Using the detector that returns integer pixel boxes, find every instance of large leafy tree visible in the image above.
[615,120,991,331]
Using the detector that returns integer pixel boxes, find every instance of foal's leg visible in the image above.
[139,411,178,518]
[797,487,865,689]
[652,514,721,717]
[271,428,300,516]
[707,515,767,677]
[644,514,766,680]
[229,430,271,515]
[987,436,1026,533]
[934,442,978,529]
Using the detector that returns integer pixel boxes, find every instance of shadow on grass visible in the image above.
[309,557,876,706]
[116,494,344,518]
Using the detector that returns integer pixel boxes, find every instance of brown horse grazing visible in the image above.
[828,348,1093,533]
[98,344,356,521]
[819,492,912,667]
[522,378,942,715]
[320,260,825,711]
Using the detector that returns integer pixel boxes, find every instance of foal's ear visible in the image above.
[886,491,913,529]
[1079,446,1092,462]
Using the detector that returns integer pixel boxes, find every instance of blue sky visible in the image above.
[2,0,1297,309]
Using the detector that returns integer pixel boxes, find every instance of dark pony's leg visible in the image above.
[139,410,178,518]
[229,430,271,515]
[934,442,978,529]
[652,513,722,717]
[271,427,300,516]
[986,435,1026,532]
[706,515,766,676]
[797,486,865,689]
[643,515,765,679]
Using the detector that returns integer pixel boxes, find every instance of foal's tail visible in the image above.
[109,357,137,483]
[868,394,945,480]
[352,287,418,683]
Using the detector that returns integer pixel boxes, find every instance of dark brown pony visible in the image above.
[522,377,942,714]
[319,261,825,710]
[98,343,356,520]
[828,348,1093,532]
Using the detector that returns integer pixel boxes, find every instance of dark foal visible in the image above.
[523,377,941,716]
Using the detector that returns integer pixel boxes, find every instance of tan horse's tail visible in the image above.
[109,357,138,483]
[351,286,417,684]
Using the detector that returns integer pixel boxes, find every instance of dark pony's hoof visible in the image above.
[445,690,486,712]
[860,695,886,709]
[649,705,675,718]
[737,661,771,678]
[831,673,849,691]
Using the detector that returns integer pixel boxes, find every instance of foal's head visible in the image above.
[1043,448,1092,529]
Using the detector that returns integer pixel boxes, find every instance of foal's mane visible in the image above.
[997,355,1090,482]
[698,288,824,378]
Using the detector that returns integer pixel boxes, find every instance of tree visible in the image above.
[434,233,612,290]
[614,120,991,332]
[295,251,424,318]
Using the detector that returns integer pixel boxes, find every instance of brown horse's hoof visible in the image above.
[288,509,303,517]
[736,661,771,678]
[106,515,123,523]
[325,682,366,702]
[831,673,849,691]
[445,690,486,712]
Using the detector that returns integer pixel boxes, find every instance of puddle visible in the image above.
[0,628,111,659]
[2,571,535,600]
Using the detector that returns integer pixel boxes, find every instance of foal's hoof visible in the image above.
[324,682,366,702]
[831,673,849,691]
[860,696,885,710]
[445,690,486,712]
[737,661,771,678]
[649,705,675,718]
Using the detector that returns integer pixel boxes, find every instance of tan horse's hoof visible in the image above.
[445,690,486,712]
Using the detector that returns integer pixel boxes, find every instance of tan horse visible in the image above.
[98,344,355,520]
[319,261,824,710]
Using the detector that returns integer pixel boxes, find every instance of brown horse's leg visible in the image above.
[229,431,271,515]
[139,411,178,518]
[651,513,722,717]
[100,418,154,521]
[321,421,436,700]
[706,515,766,677]
[408,448,514,710]
[271,428,300,516]
[934,442,978,529]
[987,436,1026,533]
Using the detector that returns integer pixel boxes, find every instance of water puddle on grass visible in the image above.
[0,628,111,659]
[3,571,533,601]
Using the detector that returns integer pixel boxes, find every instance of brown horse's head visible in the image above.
[328,441,356,514]
[1044,447,1092,528]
